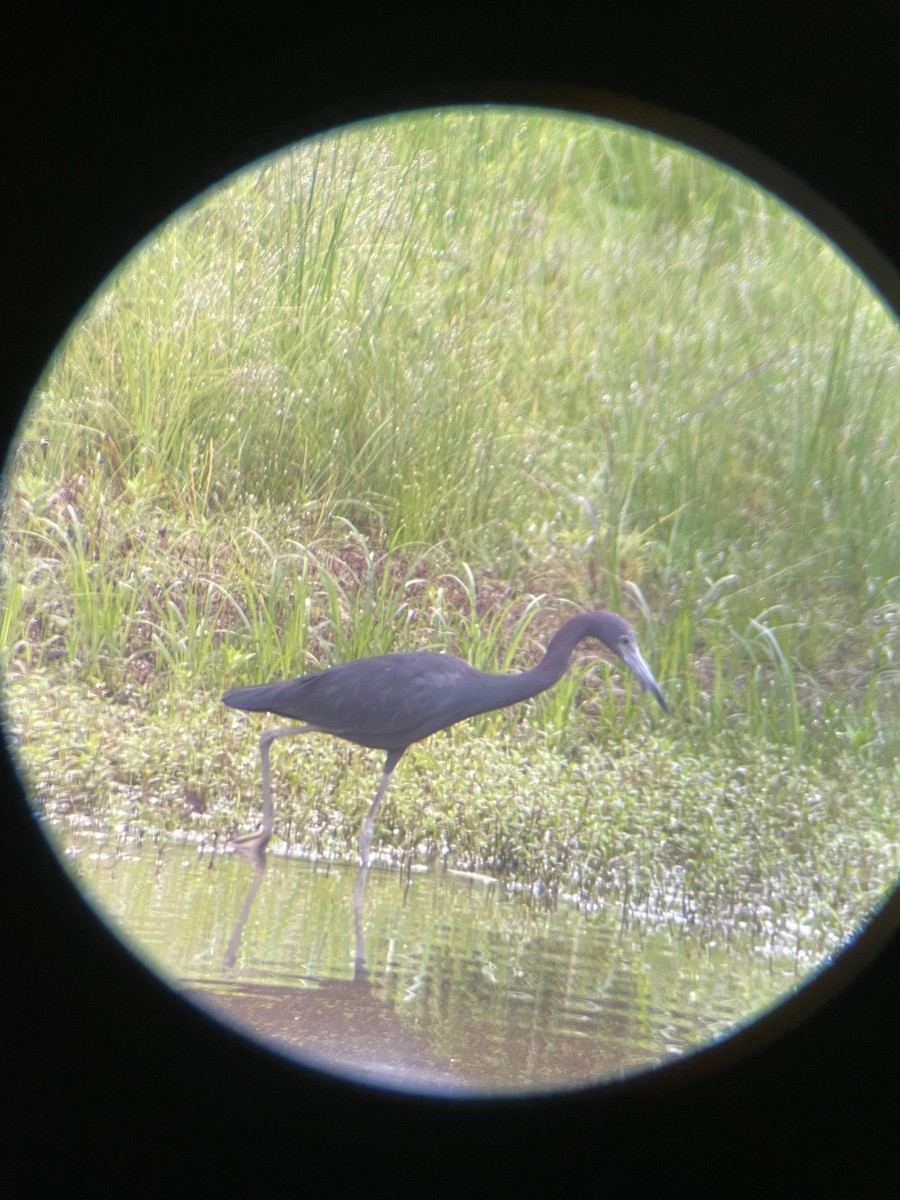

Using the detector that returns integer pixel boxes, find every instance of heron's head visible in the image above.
[603,615,669,714]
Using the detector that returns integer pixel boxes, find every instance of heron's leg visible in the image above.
[357,748,403,869]
[353,751,404,962]
[232,723,317,858]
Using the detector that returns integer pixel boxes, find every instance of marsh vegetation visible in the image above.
[4,109,898,964]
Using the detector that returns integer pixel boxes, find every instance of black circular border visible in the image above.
[5,10,899,1194]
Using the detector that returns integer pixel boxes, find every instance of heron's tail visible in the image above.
[222,682,292,712]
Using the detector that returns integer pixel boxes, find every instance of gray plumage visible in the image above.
[223,610,668,865]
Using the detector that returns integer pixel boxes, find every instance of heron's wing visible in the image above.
[223,652,488,750]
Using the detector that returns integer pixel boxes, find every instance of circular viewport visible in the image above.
[4,103,898,1097]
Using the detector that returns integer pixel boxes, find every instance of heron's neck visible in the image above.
[530,612,602,686]
[480,613,604,709]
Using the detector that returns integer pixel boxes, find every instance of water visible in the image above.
[54,823,803,1094]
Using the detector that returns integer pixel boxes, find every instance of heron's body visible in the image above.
[225,650,569,753]
[223,610,668,865]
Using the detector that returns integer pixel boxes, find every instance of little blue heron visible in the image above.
[222,610,668,865]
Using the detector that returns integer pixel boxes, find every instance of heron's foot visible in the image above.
[229,827,271,865]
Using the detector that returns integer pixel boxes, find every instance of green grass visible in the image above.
[3,107,899,943]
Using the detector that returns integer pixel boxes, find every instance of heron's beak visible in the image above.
[619,641,670,714]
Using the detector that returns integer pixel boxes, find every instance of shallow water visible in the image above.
[54,823,804,1094]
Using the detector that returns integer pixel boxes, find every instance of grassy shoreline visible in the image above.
[3,108,898,950]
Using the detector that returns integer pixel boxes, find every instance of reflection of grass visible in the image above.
[58,829,795,1089]
[3,110,899,945]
